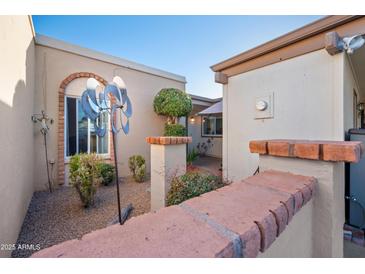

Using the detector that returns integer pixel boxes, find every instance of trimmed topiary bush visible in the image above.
[166,172,226,206]
[128,155,146,183]
[69,153,102,207]
[153,88,193,121]
[164,123,185,136]
[98,162,115,186]
[153,88,192,136]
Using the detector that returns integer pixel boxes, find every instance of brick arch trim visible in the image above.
[57,72,114,185]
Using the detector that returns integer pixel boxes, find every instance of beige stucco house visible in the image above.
[185,95,222,159]
[34,34,188,189]
[0,15,220,257]
[5,14,364,258]
[211,15,365,182]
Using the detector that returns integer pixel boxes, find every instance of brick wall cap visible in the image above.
[146,136,192,145]
[249,139,364,163]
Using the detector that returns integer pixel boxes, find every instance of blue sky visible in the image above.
[32,15,322,98]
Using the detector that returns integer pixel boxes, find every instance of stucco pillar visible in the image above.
[250,140,364,258]
[146,136,192,211]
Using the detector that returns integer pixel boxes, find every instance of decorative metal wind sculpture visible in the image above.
[81,76,132,225]
[31,111,54,193]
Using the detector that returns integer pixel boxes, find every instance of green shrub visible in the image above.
[166,172,226,206]
[164,123,186,136]
[187,149,199,165]
[153,88,193,121]
[128,155,146,183]
[69,153,102,207]
[98,162,115,186]
[134,163,146,182]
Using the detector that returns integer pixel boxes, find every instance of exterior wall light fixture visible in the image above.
[357,102,365,112]
[340,35,365,54]
[357,102,365,128]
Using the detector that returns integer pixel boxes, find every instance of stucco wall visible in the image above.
[259,155,345,257]
[343,54,361,132]
[34,44,185,189]
[258,200,313,257]
[0,16,35,257]
[223,49,344,181]
[187,115,222,158]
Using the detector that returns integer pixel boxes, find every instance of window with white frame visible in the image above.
[65,96,110,157]
[202,116,222,137]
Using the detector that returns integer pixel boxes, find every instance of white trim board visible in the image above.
[35,34,186,84]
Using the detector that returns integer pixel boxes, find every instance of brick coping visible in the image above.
[146,136,192,145]
[249,139,364,163]
[31,170,315,258]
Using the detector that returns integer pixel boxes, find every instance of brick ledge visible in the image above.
[249,139,364,163]
[146,136,192,145]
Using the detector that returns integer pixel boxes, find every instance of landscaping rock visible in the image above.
[11,177,150,258]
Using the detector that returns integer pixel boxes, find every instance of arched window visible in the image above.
[64,78,110,158]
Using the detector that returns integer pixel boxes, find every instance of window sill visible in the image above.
[201,135,223,138]
[64,154,111,164]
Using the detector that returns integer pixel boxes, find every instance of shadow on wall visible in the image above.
[0,40,35,257]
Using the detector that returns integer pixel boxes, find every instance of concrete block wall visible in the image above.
[32,169,315,257]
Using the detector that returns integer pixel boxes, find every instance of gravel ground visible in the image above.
[12,177,150,258]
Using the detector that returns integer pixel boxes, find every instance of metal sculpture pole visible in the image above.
[43,129,52,192]
[31,110,54,193]
[112,129,122,224]
[81,76,132,225]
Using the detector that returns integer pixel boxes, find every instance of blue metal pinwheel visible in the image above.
[80,76,133,225]
[80,76,132,137]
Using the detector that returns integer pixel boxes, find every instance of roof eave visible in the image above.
[35,34,187,84]
[211,15,362,73]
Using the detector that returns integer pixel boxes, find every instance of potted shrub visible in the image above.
[69,153,102,207]
[128,155,146,183]
[153,88,193,136]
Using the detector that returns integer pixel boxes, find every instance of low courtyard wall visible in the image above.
[32,169,315,257]
[31,139,363,258]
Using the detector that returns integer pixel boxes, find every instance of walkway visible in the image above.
[192,156,222,176]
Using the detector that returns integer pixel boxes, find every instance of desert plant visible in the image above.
[164,123,186,136]
[166,172,226,206]
[153,88,192,136]
[98,162,115,186]
[134,163,146,182]
[69,153,102,207]
[128,155,146,182]
[187,148,199,166]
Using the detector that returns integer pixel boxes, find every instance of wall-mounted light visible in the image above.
[357,103,365,129]
[189,116,195,124]
[339,35,365,54]
[357,102,365,112]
